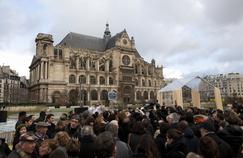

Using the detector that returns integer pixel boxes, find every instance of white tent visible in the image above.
[157,77,223,110]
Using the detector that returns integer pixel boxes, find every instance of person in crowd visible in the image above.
[55,120,67,133]
[165,129,187,158]
[39,139,58,158]
[45,114,56,138]
[12,124,27,150]
[106,120,132,158]
[133,134,160,158]
[155,122,170,157]
[217,110,243,158]
[166,112,180,128]
[34,121,49,156]
[79,125,96,158]
[22,116,35,132]
[93,114,106,135]
[0,138,11,158]
[178,121,199,153]
[118,111,131,143]
[65,115,81,138]
[66,138,80,158]
[199,136,219,158]
[199,120,233,158]
[128,121,145,153]
[34,111,46,123]
[15,111,27,130]
[95,131,116,158]
[8,133,36,158]
[53,131,70,157]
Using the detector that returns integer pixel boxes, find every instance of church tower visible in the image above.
[35,33,53,57]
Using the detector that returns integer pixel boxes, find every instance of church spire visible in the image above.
[104,22,111,39]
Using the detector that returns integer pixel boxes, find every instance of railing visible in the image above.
[0,131,15,145]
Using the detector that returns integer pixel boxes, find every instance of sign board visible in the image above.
[108,90,117,101]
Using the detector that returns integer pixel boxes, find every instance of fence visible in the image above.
[0,131,15,145]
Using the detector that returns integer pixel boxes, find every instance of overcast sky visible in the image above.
[0,0,243,79]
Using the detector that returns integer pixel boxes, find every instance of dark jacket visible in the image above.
[115,138,132,158]
[217,125,243,158]
[65,124,81,139]
[79,135,96,158]
[206,132,233,158]
[165,137,187,158]
[182,127,199,153]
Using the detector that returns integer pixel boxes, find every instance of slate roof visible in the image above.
[58,32,106,51]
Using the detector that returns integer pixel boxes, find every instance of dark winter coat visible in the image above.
[182,127,199,153]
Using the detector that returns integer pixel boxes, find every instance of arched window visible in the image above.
[148,80,152,87]
[109,77,113,85]
[135,79,138,86]
[100,76,105,85]
[150,91,155,100]
[135,64,138,74]
[100,90,108,100]
[90,76,96,85]
[142,79,145,87]
[109,60,113,72]
[91,90,98,100]
[136,91,141,100]
[69,89,78,106]
[69,75,76,83]
[79,57,86,69]
[154,81,157,86]
[79,75,86,84]
[144,91,148,100]
[123,86,131,94]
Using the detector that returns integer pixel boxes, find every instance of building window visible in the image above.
[136,91,141,100]
[79,75,86,84]
[142,79,145,87]
[148,80,152,87]
[135,79,138,86]
[109,60,113,72]
[100,76,105,85]
[91,90,98,100]
[79,57,86,70]
[109,77,113,85]
[90,76,96,85]
[100,90,108,100]
[59,49,63,59]
[69,75,76,83]
[54,49,58,59]
[144,91,148,100]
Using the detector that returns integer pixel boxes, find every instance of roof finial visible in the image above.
[104,22,111,37]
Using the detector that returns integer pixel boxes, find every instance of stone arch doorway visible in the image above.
[123,86,132,104]
[69,89,78,106]
[52,91,61,104]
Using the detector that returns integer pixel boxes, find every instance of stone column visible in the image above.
[45,61,48,79]
[40,62,44,79]
[105,60,109,72]
[96,60,99,71]
[106,76,109,85]
[86,58,90,70]
[97,75,100,85]
[87,74,90,84]
[98,90,100,102]
[76,56,79,70]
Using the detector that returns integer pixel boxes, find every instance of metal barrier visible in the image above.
[0,131,15,145]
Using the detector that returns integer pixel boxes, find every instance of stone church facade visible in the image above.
[29,24,164,106]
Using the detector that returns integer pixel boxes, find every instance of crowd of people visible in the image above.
[0,103,243,158]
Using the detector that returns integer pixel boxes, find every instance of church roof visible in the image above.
[58,32,106,51]
[57,29,141,58]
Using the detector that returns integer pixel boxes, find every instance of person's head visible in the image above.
[66,138,80,157]
[95,131,115,158]
[105,121,119,138]
[199,121,215,137]
[46,114,55,124]
[19,133,36,154]
[35,122,49,135]
[39,111,46,118]
[177,120,189,132]
[199,136,219,158]
[16,124,27,136]
[166,129,183,145]
[132,121,145,135]
[81,125,94,136]
[70,115,80,128]
[136,134,160,158]
[166,113,180,125]
[56,120,66,131]
[22,116,33,127]
[54,131,70,147]
[18,111,27,120]
[39,139,58,157]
